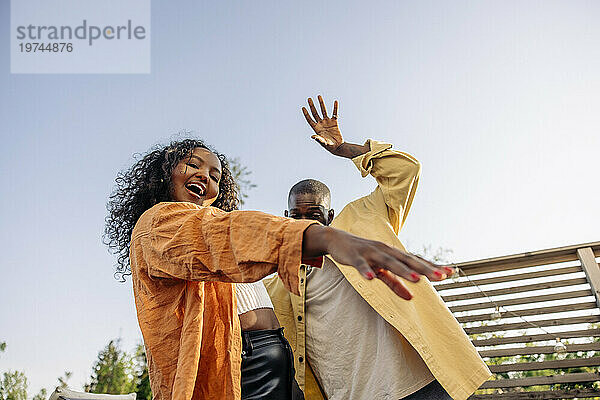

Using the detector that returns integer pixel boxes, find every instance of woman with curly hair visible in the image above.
[105,138,301,399]
[104,138,240,280]
[104,138,447,400]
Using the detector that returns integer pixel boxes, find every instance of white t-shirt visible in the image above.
[305,258,434,400]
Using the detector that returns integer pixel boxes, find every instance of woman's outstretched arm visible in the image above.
[132,202,449,298]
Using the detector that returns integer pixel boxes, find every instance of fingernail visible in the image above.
[433,270,446,279]
[365,272,375,280]
[410,273,420,281]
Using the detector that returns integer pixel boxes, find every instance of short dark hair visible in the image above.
[288,179,331,208]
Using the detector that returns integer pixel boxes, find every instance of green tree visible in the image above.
[133,344,151,400]
[414,245,453,264]
[57,371,72,389]
[0,342,71,400]
[32,388,47,400]
[28,370,73,400]
[229,157,256,207]
[86,339,136,395]
[0,343,28,400]
[0,371,28,400]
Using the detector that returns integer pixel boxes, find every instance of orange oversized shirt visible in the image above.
[129,202,318,400]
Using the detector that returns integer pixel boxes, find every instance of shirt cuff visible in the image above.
[302,256,324,269]
[277,219,321,296]
[351,139,393,177]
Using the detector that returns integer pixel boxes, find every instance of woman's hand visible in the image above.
[302,224,453,300]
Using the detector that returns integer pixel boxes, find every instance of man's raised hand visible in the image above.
[302,95,343,154]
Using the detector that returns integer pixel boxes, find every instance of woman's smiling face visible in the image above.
[170,147,222,206]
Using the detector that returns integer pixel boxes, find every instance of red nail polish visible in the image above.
[410,273,420,281]
[433,270,444,279]
[366,272,375,280]
[444,267,455,274]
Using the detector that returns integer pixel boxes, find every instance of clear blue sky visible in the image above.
[1,0,598,396]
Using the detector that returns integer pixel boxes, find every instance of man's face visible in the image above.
[170,147,222,206]
[286,192,334,226]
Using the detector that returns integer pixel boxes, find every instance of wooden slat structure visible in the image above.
[434,241,600,399]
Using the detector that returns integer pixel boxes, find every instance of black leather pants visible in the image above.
[241,328,304,400]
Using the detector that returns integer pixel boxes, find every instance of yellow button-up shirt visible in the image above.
[265,140,491,400]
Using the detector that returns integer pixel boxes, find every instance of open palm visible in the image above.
[302,95,343,154]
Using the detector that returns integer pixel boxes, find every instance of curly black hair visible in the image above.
[104,138,240,281]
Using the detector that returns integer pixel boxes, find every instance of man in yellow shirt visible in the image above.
[265,96,491,400]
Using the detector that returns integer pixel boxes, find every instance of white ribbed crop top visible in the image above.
[235,280,274,315]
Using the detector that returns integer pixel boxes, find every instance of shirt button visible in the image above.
[299,356,304,363]
[297,315,303,321]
